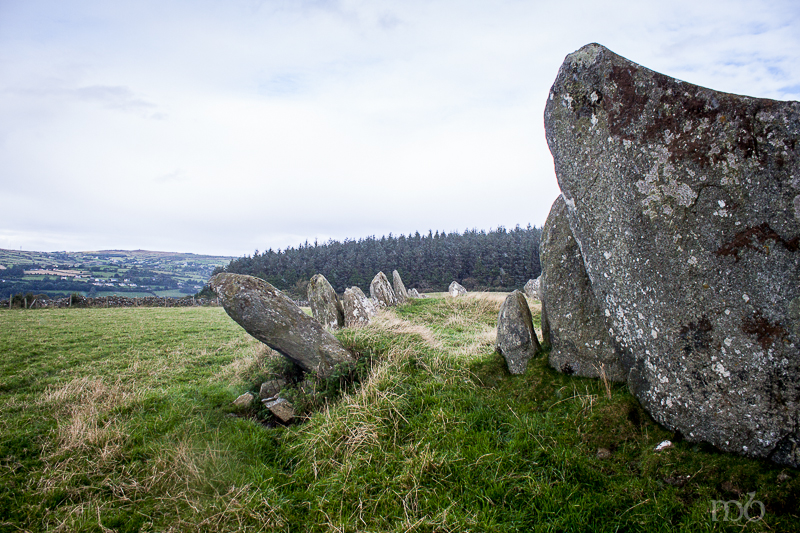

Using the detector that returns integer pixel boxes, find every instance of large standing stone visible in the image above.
[540,195,625,382]
[392,270,409,304]
[496,290,541,374]
[209,273,355,378]
[307,273,344,329]
[342,286,377,327]
[523,277,540,299]
[448,281,467,297]
[545,43,800,465]
[370,272,399,307]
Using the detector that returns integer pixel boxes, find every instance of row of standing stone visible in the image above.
[307,269,427,329]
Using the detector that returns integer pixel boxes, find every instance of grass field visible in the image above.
[0,297,797,532]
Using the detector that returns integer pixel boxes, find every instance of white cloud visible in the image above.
[0,0,798,256]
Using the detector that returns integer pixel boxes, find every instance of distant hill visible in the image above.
[0,248,233,300]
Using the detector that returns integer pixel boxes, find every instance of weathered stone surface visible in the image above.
[259,379,287,400]
[264,398,295,423]
[342,286,377,327]
[496,290,541,374]
[209,273,355,378]
[408,288,422,298]
[540,195,626,382]
[545,43,800,465]
[523,277,540,299]
[448,281,467,297]
[233,392,255,408]
[370,271,399,307]
[307,273,344,329]
[392,270,409,304]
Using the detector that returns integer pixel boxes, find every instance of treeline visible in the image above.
[217,225,542,297]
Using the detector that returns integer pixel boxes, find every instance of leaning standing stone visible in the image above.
[342,286,377,327]
[545,42,800,465]
[392,270,409,304]
[307,273,344,329]
[496,290,541,374]
[448,281,467,297]
[370,272,399,307]
[209,273,355,378]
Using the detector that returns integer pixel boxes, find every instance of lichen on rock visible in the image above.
[209,273,355,378]
[540,195,625,382]
[496,290,541,374]
[307,273,344,330]
[544,42,800,466]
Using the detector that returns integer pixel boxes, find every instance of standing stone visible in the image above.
[408,288,422,299]
[523,277,540,299]
[448,281,467,297]
[392,270,409,304]
[496,290,541,374]
[545,43,800,465]
[540,195,625,382]
[209,273,355,378]
[342,286,377,327]
[307,273,344,329]
[370,272,399,307]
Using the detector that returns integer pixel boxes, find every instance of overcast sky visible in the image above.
[1,0,798,257]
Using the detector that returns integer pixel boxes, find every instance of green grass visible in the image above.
[153,290,191,298]
[0,299,797,532]
[92,291,159,298]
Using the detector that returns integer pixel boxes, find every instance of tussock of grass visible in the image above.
[1,302,798,531]
[367,309,442,349]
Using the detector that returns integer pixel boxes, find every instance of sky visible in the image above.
[1,0,798,257]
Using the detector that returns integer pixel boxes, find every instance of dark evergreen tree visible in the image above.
[220,225,542,297]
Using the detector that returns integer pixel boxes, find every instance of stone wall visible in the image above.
[3,295,221,309]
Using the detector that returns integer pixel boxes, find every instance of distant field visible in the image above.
[0,248,233,300]
[92,291,159,298]
[0,300,797,531]
[152,289,193,297]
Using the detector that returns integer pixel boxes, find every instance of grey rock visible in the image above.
[448,281,467,297]
[496,290,541,374]
[259,379,287,400]
[392,270,409,304]
[342,286,377,327]
[408,288,422,298]
[523,277,540,299]
[540,195,625,382]
[209,273,356,378]
[307,273,344,329]
[233,392,255,408]
[370,271,399,307]
[545,43,800,465]
[264,398,295,423]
